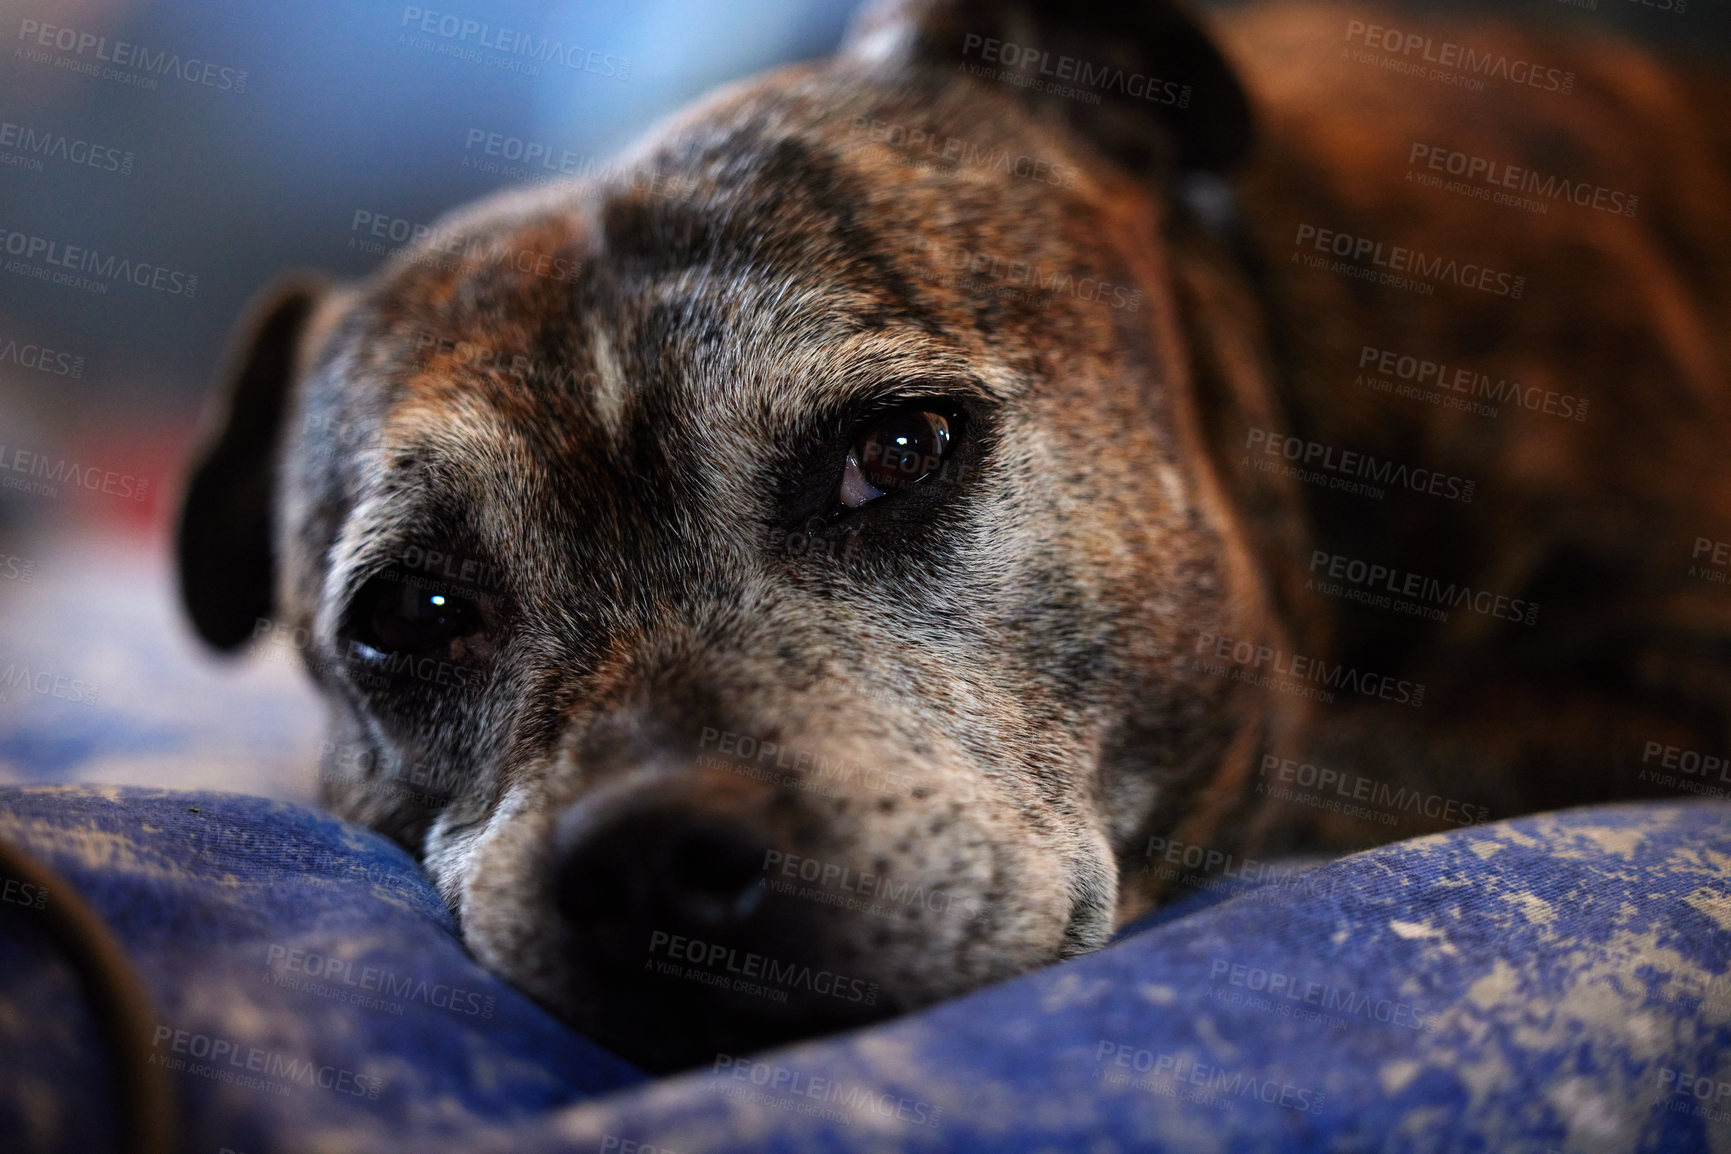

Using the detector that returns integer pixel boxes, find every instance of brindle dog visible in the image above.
[175,0,1731,1070]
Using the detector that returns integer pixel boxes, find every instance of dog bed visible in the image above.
[1,784,1727,1153]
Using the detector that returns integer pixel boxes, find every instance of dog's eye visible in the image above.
[350,575,485,657]
[839,408,956,509]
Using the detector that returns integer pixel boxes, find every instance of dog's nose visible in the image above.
[547,769,894,1070]
[555,797,773,969]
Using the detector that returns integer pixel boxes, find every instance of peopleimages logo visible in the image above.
[1639,740,1731,796]
[398,7,631,79]
[1293,224,1524,299]
[264,944,497,1020]
[960,33,1192,108]
[1257,755,1490,827]
[1094,1041,1326,1114]
[0,442,149,502]
[0,227,197,298]
[697,726,928,803]
[461,127,608,181]
[1307,548,1540,626]
[0,663,99,707]
[15,20,248,92]
[1356,345,1588,423]
[847,116,1076,187]
[1690,537,1731,588]
[1343,19,1575,95]
[347,209,581,282]
[0,335,84,379]
[0,120,133,176]
[1208,959,1439,1031]
[711,1055,945,1129]
[1,875,47,910]
[1141,834,1327,893]
[1407,143,1638,219]
[906,236,1144,311]
[647,931,879,1006]
[1244,428,1476,504]
[150,1024,381,1099]
[1625,0,1687,15]
[1658,1068,1731,1118]
[457,129,701,201]
[761,849,986,923]
[1193,632,1426,708]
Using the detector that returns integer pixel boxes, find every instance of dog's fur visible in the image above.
[176,0,1731,1070]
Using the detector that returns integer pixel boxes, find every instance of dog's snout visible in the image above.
[555,799,771,965]
[545,767,901,1068]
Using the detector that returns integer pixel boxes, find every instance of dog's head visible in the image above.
[177,0,1281,1070]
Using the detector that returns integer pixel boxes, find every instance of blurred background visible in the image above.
[0,0,1726,803]
[0,0,863,801]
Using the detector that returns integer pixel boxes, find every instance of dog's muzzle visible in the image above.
[549,766,891,1069]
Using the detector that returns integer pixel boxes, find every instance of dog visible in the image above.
[174,0,1731,1070]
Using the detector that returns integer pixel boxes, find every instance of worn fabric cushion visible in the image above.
[0,786,645,1154]
[1,786,1728,1153]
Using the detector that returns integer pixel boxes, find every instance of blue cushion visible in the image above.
[2,785,1728,1152]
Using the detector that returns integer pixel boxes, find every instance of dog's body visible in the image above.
[1217,8,1731,853]
[176,0,1731,1069]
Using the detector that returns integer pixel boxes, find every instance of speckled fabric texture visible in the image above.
[1,786,1727,1153]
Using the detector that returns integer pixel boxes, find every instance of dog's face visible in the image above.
[178,0,1269,1070]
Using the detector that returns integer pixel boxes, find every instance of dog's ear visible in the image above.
[176,278,324,652]
[841,0,1251,174]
